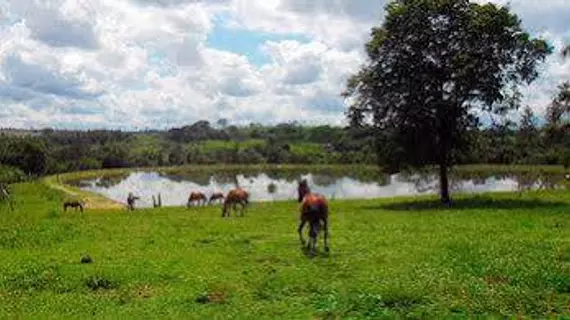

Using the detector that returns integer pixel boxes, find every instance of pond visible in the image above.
[73,168,570,208]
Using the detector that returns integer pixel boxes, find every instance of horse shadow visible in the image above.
[300,244,331,258]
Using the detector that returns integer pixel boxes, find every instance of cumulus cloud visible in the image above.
[1,54,103,100]
[280,0,384,22]
[0,0,568,130]
[7,0,99,49]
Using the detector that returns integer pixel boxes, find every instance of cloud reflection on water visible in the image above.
[76,170,559,208]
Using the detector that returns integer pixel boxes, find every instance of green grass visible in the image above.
[289,143,326,161]
[129,135,163,155]
[193,139,327,159]
[0,179,569,318]
[194,139,266,153]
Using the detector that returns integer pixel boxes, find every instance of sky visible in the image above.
[0,0,569,131]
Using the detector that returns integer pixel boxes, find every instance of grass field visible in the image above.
[0,178,569,319]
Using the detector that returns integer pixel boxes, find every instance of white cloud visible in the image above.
[227,0,376,51]
[0,0,568,130]
[7,0,99,49]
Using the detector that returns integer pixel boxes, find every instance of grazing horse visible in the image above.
[222,188,249,217]
[63,200,85,213]
[297,180,329,254]
[187,191,207,207]
[208,192,224,205]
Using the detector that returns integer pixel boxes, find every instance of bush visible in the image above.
[0,165,26,184]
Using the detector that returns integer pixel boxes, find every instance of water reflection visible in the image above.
[75,170,569,208]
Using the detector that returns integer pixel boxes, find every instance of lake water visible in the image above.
[74,170,569,208]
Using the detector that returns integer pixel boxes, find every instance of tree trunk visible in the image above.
[439,163,450,205]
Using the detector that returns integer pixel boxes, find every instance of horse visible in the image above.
[63,200,85,213]
[127,192,140,211]
[208,192,224,205]
[222,188,249,217]
[187,191,207,207]
[297,179,329,254]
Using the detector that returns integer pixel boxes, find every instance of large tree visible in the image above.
[342,0,551,204]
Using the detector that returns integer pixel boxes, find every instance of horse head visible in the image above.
[297,179,310,203]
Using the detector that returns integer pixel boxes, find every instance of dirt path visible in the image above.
[43,176,125,210]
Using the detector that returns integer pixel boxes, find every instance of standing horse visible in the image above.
[63,200,85,213]
[208,192,224,205]
[187,191,207,207]
[222,188,249,217]
[297,180,329,254]
[127,192,140,211]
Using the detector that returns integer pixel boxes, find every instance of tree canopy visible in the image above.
[343,0,552,204]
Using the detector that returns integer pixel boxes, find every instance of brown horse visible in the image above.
[63,200,85,213]
[297,180,329,254]
[208,192,224,205]
[187,191,207,207]
[222,188,249,217]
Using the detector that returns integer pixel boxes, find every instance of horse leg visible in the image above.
[298,219,307,246]
[323,218,329,252]
[240,200,246,216]
[309,228,316,253]
[308,220,321,255]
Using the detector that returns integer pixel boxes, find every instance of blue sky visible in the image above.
[206,15,312,67]
[0,0,568,130]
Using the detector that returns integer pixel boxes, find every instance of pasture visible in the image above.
[0,176,569,318]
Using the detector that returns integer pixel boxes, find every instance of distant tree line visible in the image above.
[0,122,376,182]
[0,106,569,184]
